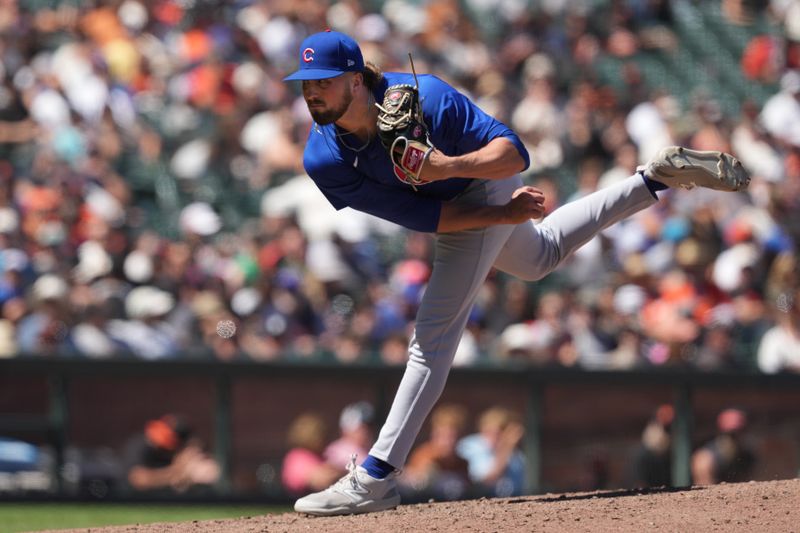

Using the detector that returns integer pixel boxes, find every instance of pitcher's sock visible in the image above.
[361,455,395,479]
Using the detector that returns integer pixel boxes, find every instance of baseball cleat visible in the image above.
[643,146,750,192]
[294,456,401,516]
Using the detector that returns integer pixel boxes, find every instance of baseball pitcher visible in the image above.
[283,30,749,516]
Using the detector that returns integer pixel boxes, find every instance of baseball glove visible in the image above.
[376,84,433,187]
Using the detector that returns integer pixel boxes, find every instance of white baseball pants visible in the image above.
[368,173,657,468]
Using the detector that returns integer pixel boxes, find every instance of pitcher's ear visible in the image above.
[352,71,365,89]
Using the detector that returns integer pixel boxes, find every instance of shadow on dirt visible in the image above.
[502,485,705,505]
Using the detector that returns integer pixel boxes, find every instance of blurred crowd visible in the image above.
[0,400,760,498]
[0,0,799,372]
[280,400,758,502]
[282,402,528,501]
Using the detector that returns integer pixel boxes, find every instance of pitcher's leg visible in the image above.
[369,224,514,467]
[493,173,656,281]
[369,180,521,468]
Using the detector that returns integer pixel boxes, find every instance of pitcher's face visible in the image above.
[302,74,354,125]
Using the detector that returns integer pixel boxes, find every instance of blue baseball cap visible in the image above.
[284,30,364,81]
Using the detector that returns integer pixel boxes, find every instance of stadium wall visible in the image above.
[0,360,798,498]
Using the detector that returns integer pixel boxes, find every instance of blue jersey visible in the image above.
[302,72,530,232]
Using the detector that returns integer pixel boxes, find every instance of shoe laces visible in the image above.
[347,453,359,489]
[333,453,363,492]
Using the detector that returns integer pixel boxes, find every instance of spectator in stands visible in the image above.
[281,413,341,497]
[0,437,52,492]
[324,401,375,471]
[379,333,411,366]
[484,278,534,336]
[691,323,740,371]
[70,302,120,359]
[631,404,674,488]
[0,250,26,308]
[331,332,368,365]
[106,286,181,359]
[757,288,800,373]
[691,408,756,485]
[123,414,220,494]
[760,70,800,147]
[495,291,569,366]
[457,406,526,497]
[16,274,70,356]
[402,404,471,501]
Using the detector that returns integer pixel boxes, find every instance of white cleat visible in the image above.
[642,146,751,192]
[294,456,401,517]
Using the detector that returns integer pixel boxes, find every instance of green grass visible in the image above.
[0,503,289,533]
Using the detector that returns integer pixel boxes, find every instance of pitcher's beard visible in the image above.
[310,108,344,125]
[308,91,353,125]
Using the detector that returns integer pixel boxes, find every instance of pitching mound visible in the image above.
[54,479,799,532]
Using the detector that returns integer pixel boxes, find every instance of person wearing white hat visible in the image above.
[760,69,800,147]
[106,286,180,360]
[16,274,70,355]
[324,402,376,472]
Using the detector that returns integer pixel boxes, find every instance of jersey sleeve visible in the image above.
[423,77,530,171]
[305,153,443,233]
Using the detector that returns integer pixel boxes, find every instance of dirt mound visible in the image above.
[49,479,800,533]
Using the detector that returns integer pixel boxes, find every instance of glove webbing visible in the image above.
[375,88,422,129]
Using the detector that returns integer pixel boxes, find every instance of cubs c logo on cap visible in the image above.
[283,31,364,81]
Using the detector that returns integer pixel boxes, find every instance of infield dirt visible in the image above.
[43,478,800,533]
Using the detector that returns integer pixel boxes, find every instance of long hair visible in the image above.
[363,61,384,91]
